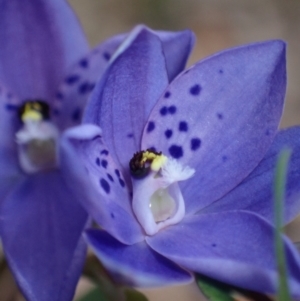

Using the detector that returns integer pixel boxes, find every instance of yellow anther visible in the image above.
[151,154,167,171]
[21,103,43,122]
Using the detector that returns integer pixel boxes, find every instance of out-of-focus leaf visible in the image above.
[124,288,148,301]
[77,287,107,301]
[274,149,292,301]
[196,274,272,301]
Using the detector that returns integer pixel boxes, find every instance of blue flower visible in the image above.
[0,2,194,300]
[63,26,300,297]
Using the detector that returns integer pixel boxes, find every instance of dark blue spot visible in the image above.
[265,129,271,136]
[107,173,114,182]
[79,58,88,68]
[191,138,201,151]
[164,91,171,98]
[169,145,183,159]
[111,213,115,219]
[147,121,155,133]
[165,129,173,139]
[53,108,60,115]
[212,243,217,247]
[96,157,100,166]
[65,75,80,85]
[101,160,108,168]
[219,69,223,74]
[127,133,134,138]
[5,104,18,111]
[100,178,110,194]
[56,92,64,99]
[103,52,111,61]
[179,121,188,132]
[160,106,168,116]
[184,69,190,75]
[119,178,125,187]
[78,82,91,94]
[217,113,223,120]
[222,155,228,162]
[115,169,120,177]
[148,146,157,152]
[168,106,177,114]
[72,107,81,121]
[101,150,109,155]
[190,84,201,96]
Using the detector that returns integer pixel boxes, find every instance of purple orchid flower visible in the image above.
[0,1,194,300]
[62,26,300,297]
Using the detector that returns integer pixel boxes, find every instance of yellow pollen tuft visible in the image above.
[140,151,167,172]
[21,103,43,122]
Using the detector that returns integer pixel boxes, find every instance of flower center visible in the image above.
[16,100,59,174]
[129,149,195,236]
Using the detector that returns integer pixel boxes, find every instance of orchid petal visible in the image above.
[202,126,300,224]
[142,40,286,214]
[84,26,169,179]
[60,124,144,244]
[53,34,125,130]
[85,229,193,287]
[53,28,194,130]
[0,171,88,301]
[0,84,23,202]
[0,0,89,101]
[155,29,195,81]
[146,211,300,297]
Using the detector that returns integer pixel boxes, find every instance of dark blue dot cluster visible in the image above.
[103,52,111,61]
[5,103,18,111]
[265,129,270,136]
[119,178,125,187]
[115,169,120,177]
[217,113,223,120]
[189,84,201,96]
[95,157,100,166]
[71,107,81,121]
[65,75,80,85]
[107,173,114,182]
[78,82,95,94]
[147,121,155,133]
[219,69,223,74]
[79,58,88,68]
[164,91,171,98]
[169,145,183,158]
[101,150,109,155]
[165,129,172,139]
[159,105,177,116]
[179,121,188,132]
[111,213,115,219]
[127,133,134,138]
[100,178,110,194]
[191,138,201,151]
[114,169,125,188]
[101,160,108,169]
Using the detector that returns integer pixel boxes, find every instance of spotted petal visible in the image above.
[84,26,169,180]
[60,124,144,244]
[142,40,286,214]
[53,34,125,130]
[85,229,193,287]
[0,0,89,101]
[0,171,88,301]
[0,83,23,202]
[54,27,194,130]
[146,211,300,297]
[202,126,300,224]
